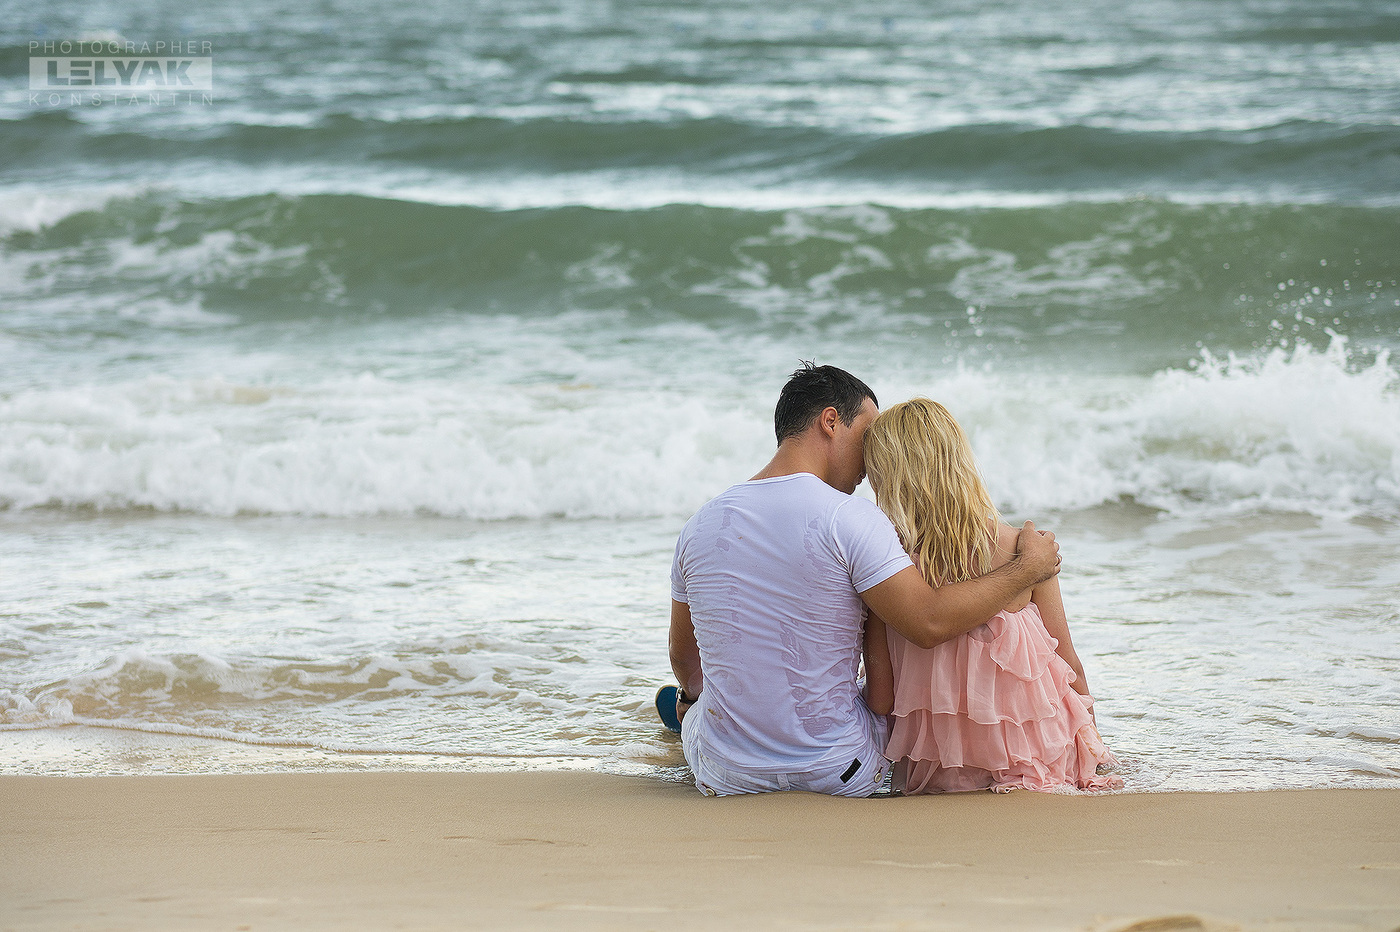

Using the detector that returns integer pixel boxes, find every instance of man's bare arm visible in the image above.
[861,521,1060,650]
[668,599,704,717]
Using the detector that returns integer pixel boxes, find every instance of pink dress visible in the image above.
[884,602,1122,794]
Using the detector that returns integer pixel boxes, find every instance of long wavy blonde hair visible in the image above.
[864,398,1000,587]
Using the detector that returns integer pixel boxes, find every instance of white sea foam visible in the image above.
[0,371,768,518]
[1,336,1395,519]
[0,185,139,235]
[3,170,1383,230]
[0,689,75,727]
[957,335,1400,517]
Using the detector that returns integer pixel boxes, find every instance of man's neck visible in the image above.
[750,442,830,486]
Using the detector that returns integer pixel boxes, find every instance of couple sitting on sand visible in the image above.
[657,363,1120,797]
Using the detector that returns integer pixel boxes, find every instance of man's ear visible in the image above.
[818,405,841,438]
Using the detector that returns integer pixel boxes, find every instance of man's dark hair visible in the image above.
[773,361,878,445]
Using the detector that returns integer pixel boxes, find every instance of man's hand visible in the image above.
[675,686,697,725]
[1015,520,1060,585]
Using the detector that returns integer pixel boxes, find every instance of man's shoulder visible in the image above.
[683,474,874,531]
[830,491,893,527]
[674,481,748,543]
[684,481,751,522]
[694,473,831,506]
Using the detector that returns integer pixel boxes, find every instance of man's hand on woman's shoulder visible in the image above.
[1014,520,1060,585]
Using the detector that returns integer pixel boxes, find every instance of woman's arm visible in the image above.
[1031,575,1091,697]
[862,612,895,716]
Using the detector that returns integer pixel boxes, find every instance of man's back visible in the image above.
[670,473,910,776]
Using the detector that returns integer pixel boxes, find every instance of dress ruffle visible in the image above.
[885,603,1121,794]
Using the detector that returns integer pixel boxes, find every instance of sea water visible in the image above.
[1,0,1398,790]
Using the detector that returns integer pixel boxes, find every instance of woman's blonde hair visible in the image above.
[864,398,1000,587]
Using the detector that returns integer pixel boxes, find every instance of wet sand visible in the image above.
[1,773,1397,931]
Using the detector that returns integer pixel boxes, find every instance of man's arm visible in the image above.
[861,522,1060,650]
[669,599,703,722]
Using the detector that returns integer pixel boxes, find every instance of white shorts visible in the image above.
[682,707,890,798]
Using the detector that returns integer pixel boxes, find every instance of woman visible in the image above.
[862,398,1121,794]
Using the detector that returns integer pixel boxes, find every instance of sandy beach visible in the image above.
[1,774,1396,931]
[7,4,1400,932]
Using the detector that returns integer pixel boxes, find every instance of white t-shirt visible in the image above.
[670,472,913,774]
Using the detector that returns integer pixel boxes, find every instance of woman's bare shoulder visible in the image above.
[989,518,1020,570]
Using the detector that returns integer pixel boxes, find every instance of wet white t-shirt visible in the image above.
[670,472,913,775]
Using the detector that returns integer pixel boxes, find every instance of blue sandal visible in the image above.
[655,685,683,734]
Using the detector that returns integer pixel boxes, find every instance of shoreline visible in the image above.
[4,724,1397,794]
[2,773,1397,931]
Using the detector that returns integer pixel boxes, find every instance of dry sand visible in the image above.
[2,773,1398,931]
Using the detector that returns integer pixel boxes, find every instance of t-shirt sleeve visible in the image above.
[831,497,914,593]
[669,529,689,603]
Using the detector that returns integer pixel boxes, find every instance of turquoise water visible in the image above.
[1,0,1397,788]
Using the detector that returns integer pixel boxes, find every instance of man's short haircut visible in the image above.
[773,361,878,445]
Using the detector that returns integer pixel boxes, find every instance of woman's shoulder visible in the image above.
[989,519,1019,570]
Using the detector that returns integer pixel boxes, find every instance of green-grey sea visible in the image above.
[2,0,1398,789]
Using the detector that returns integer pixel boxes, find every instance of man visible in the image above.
[662,363,1061,796]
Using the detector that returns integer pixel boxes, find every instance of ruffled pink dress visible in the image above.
[884,602,1122,794]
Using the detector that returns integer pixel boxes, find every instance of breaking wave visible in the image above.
[2,336,1395,519]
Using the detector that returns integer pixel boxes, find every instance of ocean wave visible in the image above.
[0,646,517,724]
[0,374,767,518]
[4,110,1397,198]
[1,336,1395,520]
[4,190,1396,331]
[0,645,671,764]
